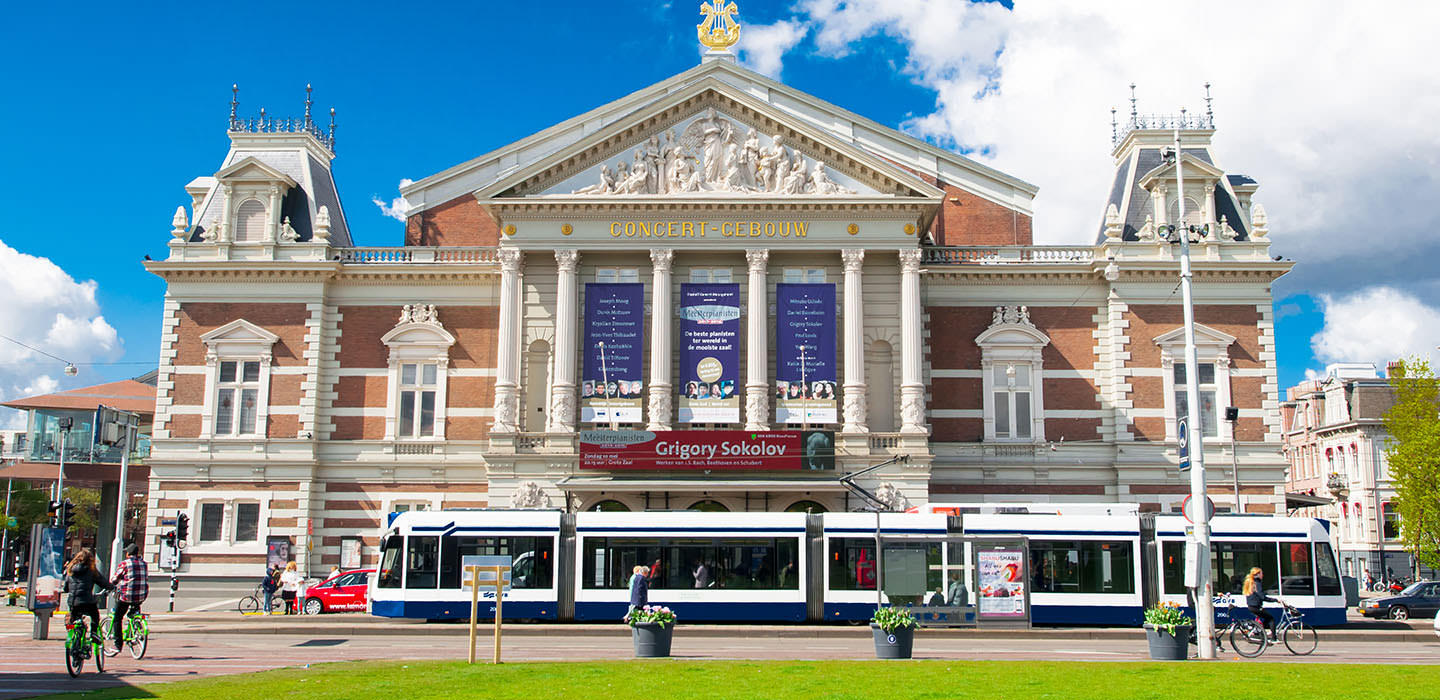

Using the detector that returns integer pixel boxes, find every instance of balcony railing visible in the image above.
[335,247,499,264]
[923,246,1095,265]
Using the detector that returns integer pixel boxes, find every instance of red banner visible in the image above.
[579,430,834,470]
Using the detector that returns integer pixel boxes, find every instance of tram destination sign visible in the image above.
[580,429,834,471]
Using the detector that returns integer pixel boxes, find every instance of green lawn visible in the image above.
[38,659,1440,700]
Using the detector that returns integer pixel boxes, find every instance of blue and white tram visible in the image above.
[1153,514,1347,627]
[572,511,808,622]
[819,512,949,621]
[370,509,562,620]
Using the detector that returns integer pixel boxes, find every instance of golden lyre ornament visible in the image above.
[698,1,741,51]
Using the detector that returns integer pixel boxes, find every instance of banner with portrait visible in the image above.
[679,283,740,423]
[582,283,645,423]
[774,283,837,424]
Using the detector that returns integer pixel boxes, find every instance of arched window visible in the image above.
[234,199,267,242]
[688,500,729,512]
[785,500,827,514]
[589,499,629,512]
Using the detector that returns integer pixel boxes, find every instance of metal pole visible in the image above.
[598,341,616,432]
[55,427,67,505]
[108,427,132,574]
[1373,438,1385,581]
[2,477,11,581]
[1174,126,1215,659]
[800,345,809,432]
[1229,419,1241,513]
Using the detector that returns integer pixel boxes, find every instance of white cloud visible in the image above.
[1310,286,1440,368]
[738,20,807,78]
[0,238,122,427]
[372,178,414,221]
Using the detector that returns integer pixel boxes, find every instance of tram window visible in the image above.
[1314,542,1343,596]
[583,537,799,590]
[1279,542,1315,596]
[378,535,404,589]
[1210,541,1279,596]
[1161,541,1185,594]
[438,536,554,589]
[829,538,878,591]
[406,535,439,589]
[1028,541,1134,594]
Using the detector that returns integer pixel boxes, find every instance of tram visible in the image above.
[369,508,1346,626]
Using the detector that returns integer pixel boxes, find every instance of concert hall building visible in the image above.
[143,37,1290,576]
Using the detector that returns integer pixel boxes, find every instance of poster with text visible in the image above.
[580,429,833,470]
[582,283,645,423]
[679,283,740,423]
[976,549,1027,618]
[775,283,837,424]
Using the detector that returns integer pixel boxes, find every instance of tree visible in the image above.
[1381,358,1440,572]
[1,481,52,538]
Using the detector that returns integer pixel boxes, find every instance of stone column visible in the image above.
[492,248,524,433]
[898,249,926,434]
[744,249,769,430]
[647,249,675,431]
[841,249,868,433]
[547,249,579,433]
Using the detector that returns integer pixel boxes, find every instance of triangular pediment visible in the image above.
[200,319,280,345]
[1138,154,1225,190]
[480,80,943,202]
[215,156,297,188]
[1153,323,1236,348]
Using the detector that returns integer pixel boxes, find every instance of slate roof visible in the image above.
[190,147,352,246]
[1096,145,1253,243]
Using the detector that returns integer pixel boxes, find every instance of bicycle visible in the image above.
[101,609,150,659]
[63,614,105,677]
[238,584,284,614]
[1226,601,1318,656]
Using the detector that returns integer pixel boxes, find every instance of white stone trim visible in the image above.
[381,307,457,441]
[1155,323,1235,443]
[977,306,1049,443]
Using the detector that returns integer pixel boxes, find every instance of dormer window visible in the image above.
[234,199,268,242]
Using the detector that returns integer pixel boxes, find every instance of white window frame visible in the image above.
[389,499,436,513]
[596,267,640,284]
[232,500,262,543]
[214,359,263,436]
[396,362,440,439]
[199,319,279,440]
[1155,323,1235,443]
[976,309,1049,443]
[197,500,226,544]
[782,268,827,284]
[381,310,456,441]
[689,267,733,283]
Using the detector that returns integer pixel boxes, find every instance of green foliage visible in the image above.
[1,481,52,536]
[1142,601,1192,632]
[1382,358,1440,571]
[869,605,917,632]
[67,487,102,536]
[624,604,677,628]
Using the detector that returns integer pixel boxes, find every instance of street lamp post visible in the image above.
[1226,407,1241,512]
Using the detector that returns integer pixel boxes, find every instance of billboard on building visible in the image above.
[582,283,645,423]
[774,283,837,424]
[679,283,740,423]
[580,429,834,470]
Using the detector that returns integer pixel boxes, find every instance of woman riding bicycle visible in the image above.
[1243,567,1278,640]
[62,549,113,648]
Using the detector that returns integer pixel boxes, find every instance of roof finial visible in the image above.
[698,1,741,61]
[304,83,313,128]
[329,107,337,150]
[1128,83,1137,124]
[1180,107,1187,129]
[230,83,239,129]
[1110,108,1117,143]
[1204,82,1214,128]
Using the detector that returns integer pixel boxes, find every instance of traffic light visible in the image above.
[58,499,75,530]
[47,500,61,527]
[176,513,189,541]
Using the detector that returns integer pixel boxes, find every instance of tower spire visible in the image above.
[1204,82,1214,128]
[304,83,313,128]
[230,83,239,130]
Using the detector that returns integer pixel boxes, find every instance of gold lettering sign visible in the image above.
[609,221,810,240]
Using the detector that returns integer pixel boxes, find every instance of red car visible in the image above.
[302,569,375,615]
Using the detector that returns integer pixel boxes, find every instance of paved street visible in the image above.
[1,610,1437,699]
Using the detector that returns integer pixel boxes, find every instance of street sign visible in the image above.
[1176,417,1191,472]
[1184,541,1200,588]
[160,517,177,527]
[6,517,15,528]
[1181,494,1215,523]
[462,555,512,591]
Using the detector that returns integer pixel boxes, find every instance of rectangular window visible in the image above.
[1383,502,1400,539]
[828,538,879,591]
[1279,542,1314,596]
[783,268,827,284]
[234,503,260,542]
[1161,541,1186,595]
[1028,541,1135,594]
[993,363,1033,440]
[1210,541,1279,596]
[405,535,440,589]
[199,503,223,542]
[689,268,732,283]
[398,363,438,438]
[439,536,555,589]
[596,268,640,284]
[1314,542,1343,596]
[215,360,261,436]
[1174,362,1218,438]
[378,535,404,589]
[583,536,800,591]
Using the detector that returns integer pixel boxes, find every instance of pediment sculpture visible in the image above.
[569,108,856,196]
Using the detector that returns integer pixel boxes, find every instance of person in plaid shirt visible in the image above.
[108,543,148,656]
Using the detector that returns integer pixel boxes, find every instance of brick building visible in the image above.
[143,48,1291,578]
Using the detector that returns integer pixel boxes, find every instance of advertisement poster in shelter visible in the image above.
[679,283,740,423]
[580,429,834,470]
[774,283,837,424]
[25,525,65,611]
[976,549,1027,618]
[582,283,645,423]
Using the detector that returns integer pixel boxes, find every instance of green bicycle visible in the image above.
[101,609,150,659]
[64,615,106,677]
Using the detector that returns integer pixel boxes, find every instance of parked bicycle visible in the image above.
[101,609,150,659]
[238,583,284,614]
[1227,601,1317,656]
[64,614,105,677]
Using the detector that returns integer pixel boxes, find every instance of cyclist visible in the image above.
[1242,567,1278,641]
[62,549,112,651]
[108,543,149,656]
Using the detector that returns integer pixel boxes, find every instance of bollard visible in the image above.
[32,610,51,640]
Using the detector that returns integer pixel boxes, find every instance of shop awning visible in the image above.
[1285,492,1332,511]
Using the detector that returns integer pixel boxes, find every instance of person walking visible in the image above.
[62,549,112,648]
[108,544,149,656]
[279,562,302,615]
[628,565,650,614]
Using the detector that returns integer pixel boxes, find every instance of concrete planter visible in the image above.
[1143,624,1192,660]
[631,622,673,658]
[871,623,915,659]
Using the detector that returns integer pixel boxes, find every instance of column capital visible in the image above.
[745,249,769,271]
[898,248,923,273]
[555,249,580,272]
[498,248,524,273]
[842,248,865,273]
[649,248,675,272]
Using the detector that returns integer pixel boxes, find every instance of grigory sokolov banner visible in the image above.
[580,430,835,470]
[775,283,837,424]
[679,283,740,423]
[582,283,644,423]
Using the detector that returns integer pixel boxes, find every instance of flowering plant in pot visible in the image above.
[1142,601,1193,660]
[625,605,677,658]
[870,606,918,659]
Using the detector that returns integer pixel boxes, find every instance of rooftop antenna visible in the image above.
[229,83,239,129]
[1128,83,1138,124]
[1111,107,1117,143]
[304,83,313,128]
[1204,82,1214,128]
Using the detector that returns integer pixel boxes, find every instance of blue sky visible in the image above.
[3,1,1434,421]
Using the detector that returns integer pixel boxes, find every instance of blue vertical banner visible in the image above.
[774,283,837,424]
[582,283,645,423]
[679,283,741,423]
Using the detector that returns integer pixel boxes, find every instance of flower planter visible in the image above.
[631,622,673,658]
[870,623,915,659]
[1143,624,1192,660]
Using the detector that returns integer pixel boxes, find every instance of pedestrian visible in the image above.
[279,562,302,615]
[329,565,341,581]
[692,559,710,588]
[261,564,280,614]
[107,543,149,656]
[945,572,968,606]
[61,549,112,648]
[628,565,650,614]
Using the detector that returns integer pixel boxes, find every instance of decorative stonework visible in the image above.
[745,390,768,431]
[548,390,575,433]
[1250,202,1269,239]
[992,305,1032,327]
[898,248,923,273]
[650,248,675,272]
[554,249,579,272]
[397,304,440,326]
[648,388,673,430]
[510,481,552,509]
[745,248,768,271]
[843,390,868,434]
[874,482,910,512]
[1103,203,1123,240]
[900,391,924,432]
[497,247,524,272]
[171,206,189,239]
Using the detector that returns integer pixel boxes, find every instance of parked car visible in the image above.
[1357,580,1440,620]
[303,568,375,615]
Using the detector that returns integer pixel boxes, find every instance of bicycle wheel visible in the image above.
[65,631,84,678]
[239,595,260,614]
[1229,621,1267,658]
[1283,621,1318,655]
[129,618,148,660]
[92,637,104,673]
